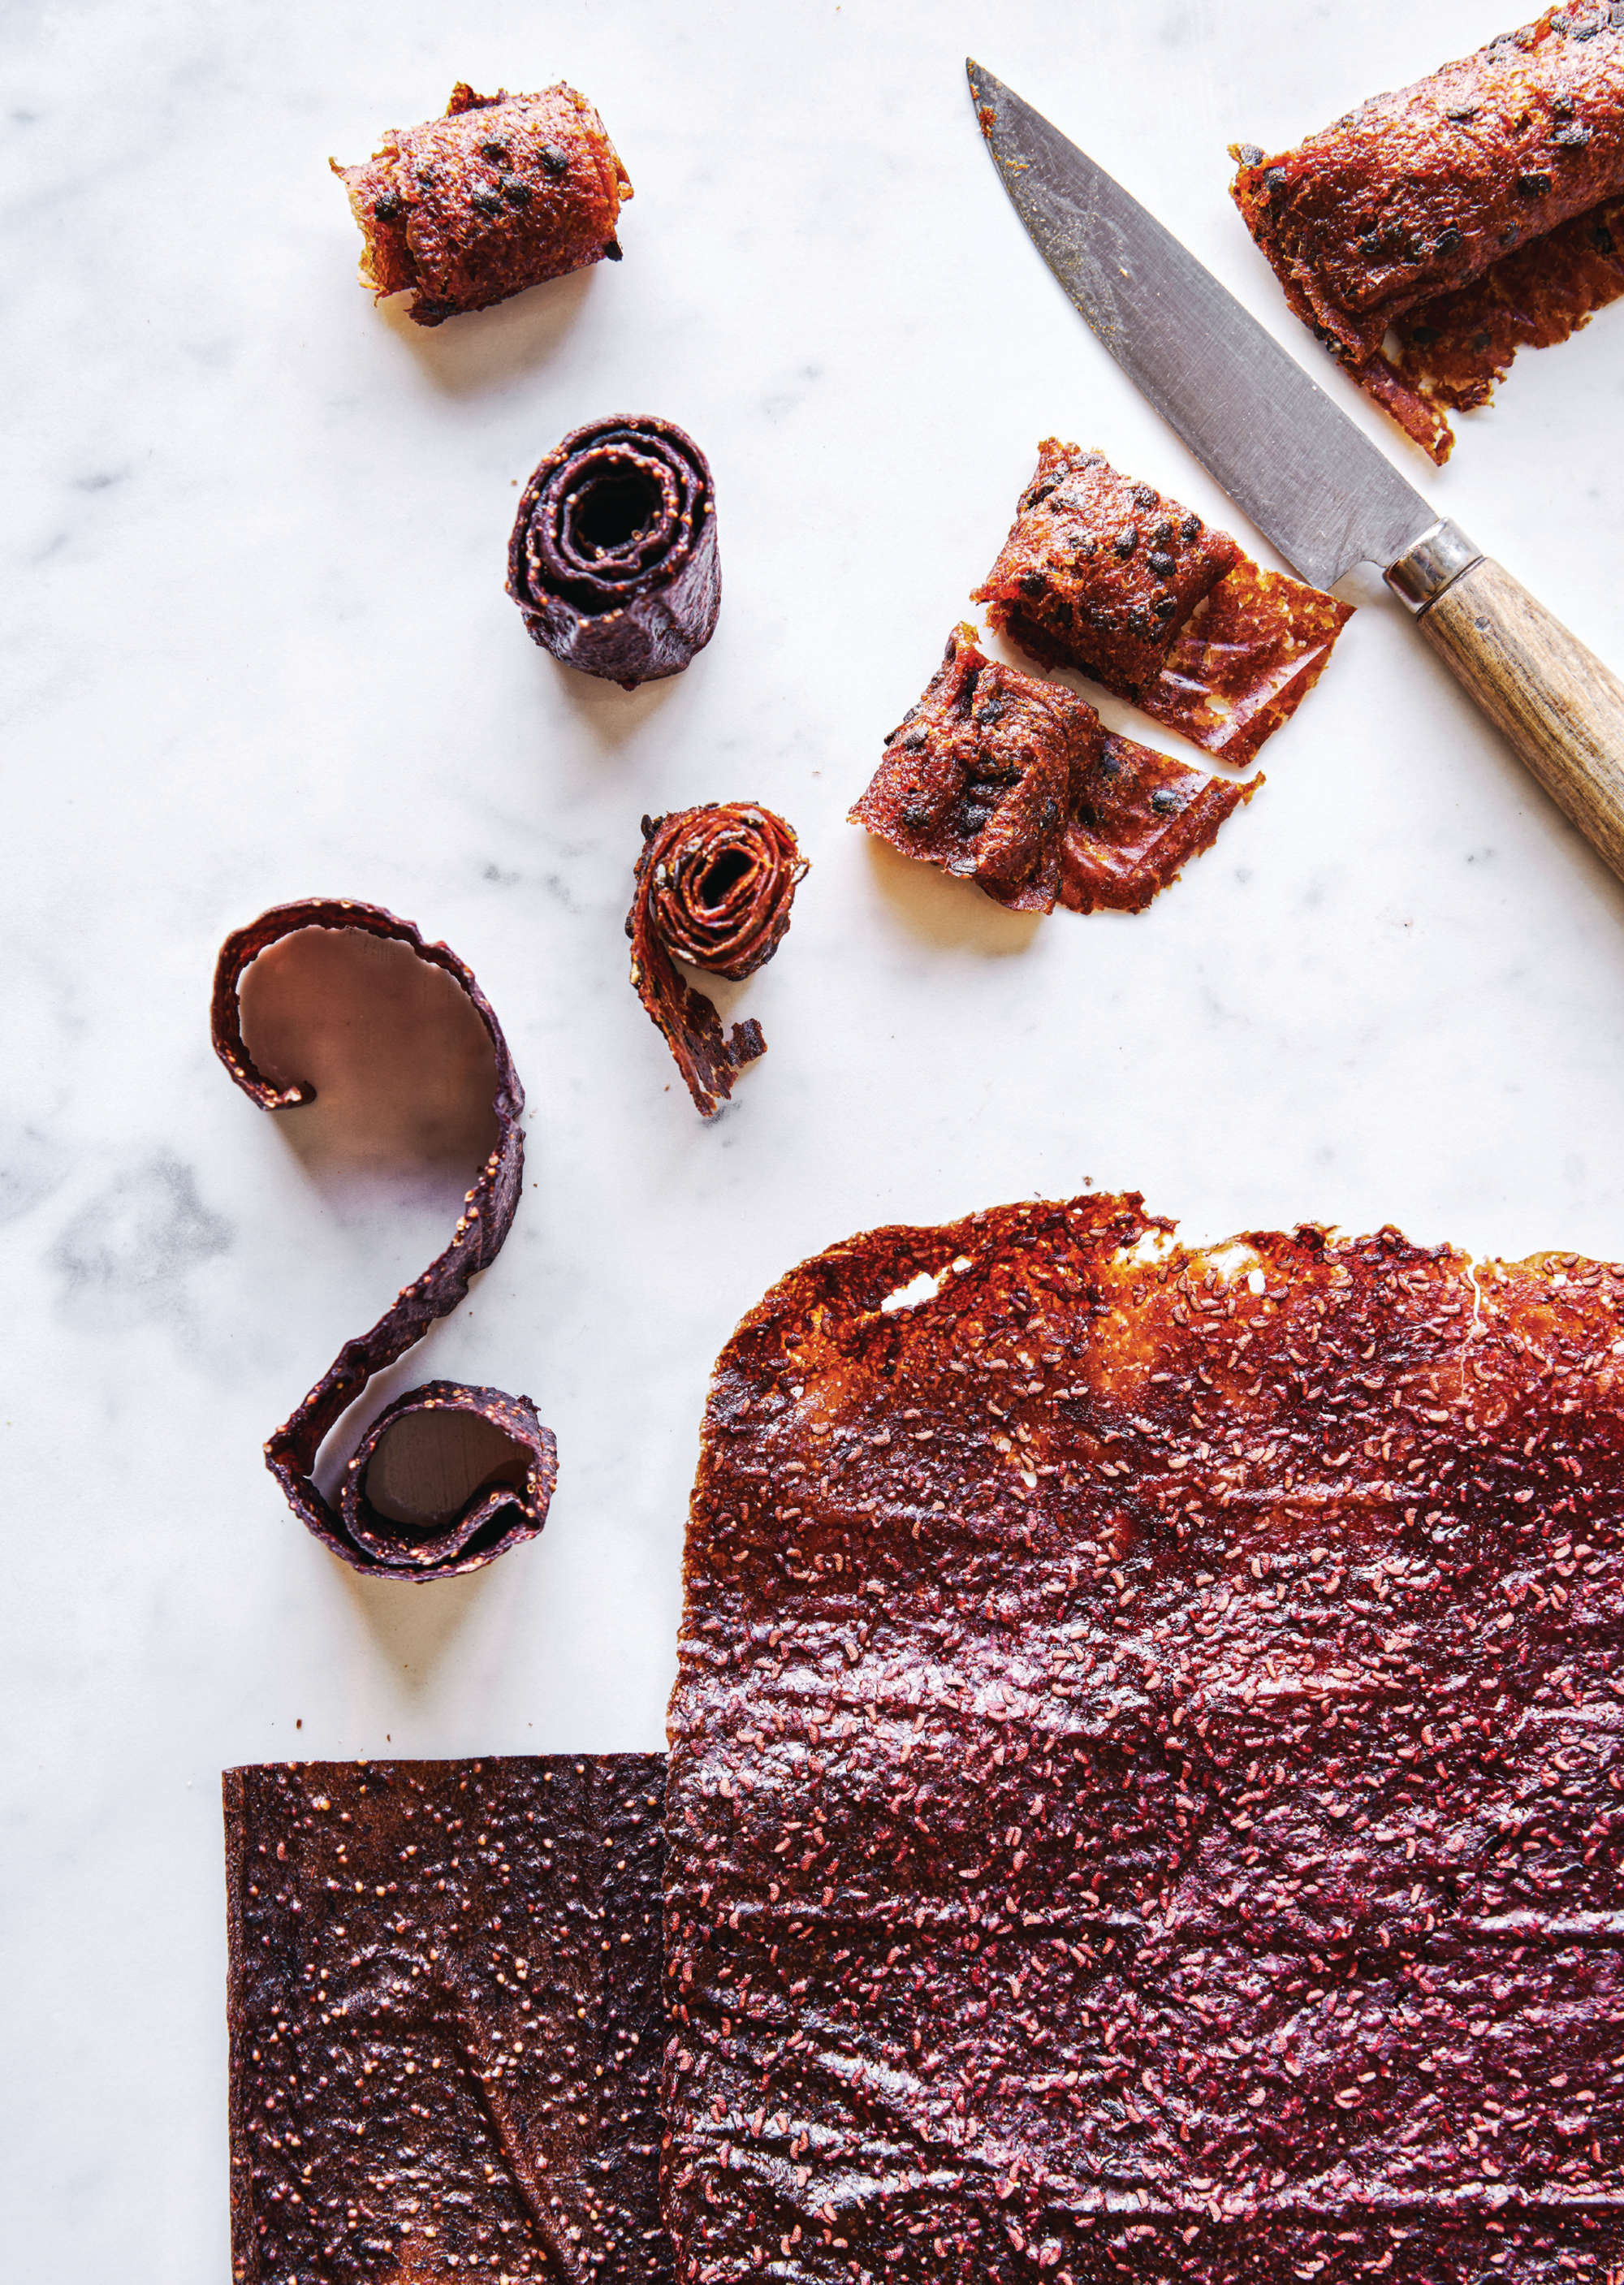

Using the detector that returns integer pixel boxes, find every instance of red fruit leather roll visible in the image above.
[212,898,556,1579]
[508,417,721,689]
[1384,191,1624,430]
[974,443,1351,767]
[852,625,1256,916]
[627,804,807,1117]
[330,80,632,327]
[1231,7,1624,461]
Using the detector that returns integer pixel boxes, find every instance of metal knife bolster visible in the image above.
[1385,520,1484,616]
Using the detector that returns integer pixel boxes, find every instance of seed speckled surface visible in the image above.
[852,627,1255,920]
[664,1195,1624,2283]
[226,1757,670,2285]
[331,82,631,326]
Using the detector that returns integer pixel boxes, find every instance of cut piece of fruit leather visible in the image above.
[851,624,1104,914]
[974,443,1350,767]
[225,1757,669,2284]
[508,417,720,689]
[1148,559,1353,771]
[852,628,1256,916]
[331,81,632,326]
[626,805,806,1117]
[1061,731,1259,914]
[664,1194,1624,2285]
[1230,7,1624,460]
[213,899,555,1579]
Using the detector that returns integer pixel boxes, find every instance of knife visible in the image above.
[967,60,1624,887]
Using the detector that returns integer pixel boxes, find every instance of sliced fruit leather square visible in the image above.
[332,82,632,326]
[852,626,1255,916]
[663,1194,1624,2284]
[973,445,1351,769]
[1230,7,1624,462]
[225,1756,670,2285]
[508,417,721,689]
[1062,728,1259,916]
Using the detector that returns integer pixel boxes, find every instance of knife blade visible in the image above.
[967,58,1624,888]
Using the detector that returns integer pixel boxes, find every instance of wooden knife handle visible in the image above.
[1409,550,1624,886]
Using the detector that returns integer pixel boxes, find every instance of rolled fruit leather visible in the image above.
[1231,6,1624,460]
[852,624,1257,915]
[627,804,808,1117]
[212,898,555,1579]
[973,444,1352,770]
[332,81,632,326]
[664,1193,1624,2284]
[508,417,721,689]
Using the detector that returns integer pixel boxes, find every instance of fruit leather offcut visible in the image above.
[663,1194,1624,2285]
[973,446,1351,768]
[1231,7,1624,460]
[213,899,556,1579]
[852,625,1255,916]
[225,1756,670,2285]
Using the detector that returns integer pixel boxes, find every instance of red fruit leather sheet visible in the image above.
[225,1756,669,2284]
[664,1194,1624,2284]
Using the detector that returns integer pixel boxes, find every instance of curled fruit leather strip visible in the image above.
[508,417,721,689]
[330,81,632,327]
[627,804,807,1117]
[1231,8,1624,463]
[225,1757,670,2284]
[212,899,555,1579]
[852,625,1255,915]
[974,442,1352,767]
[666,1193,1624,2283]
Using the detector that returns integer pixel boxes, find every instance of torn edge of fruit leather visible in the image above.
[212,898,556,1579]
[664,1194,1624,2285]
[973,444,1352,769]
[1382,192,1624,433]
[628,805,807,1117]
[852,626,1256,918]
[1231,7,1624,463]
[225,1757,670,2284]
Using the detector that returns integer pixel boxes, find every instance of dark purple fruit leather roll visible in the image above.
[507,417,721,689]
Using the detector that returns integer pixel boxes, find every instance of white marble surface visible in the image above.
[6,0,1624,2270]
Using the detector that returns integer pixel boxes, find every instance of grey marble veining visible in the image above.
[5,0,1624,2275]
